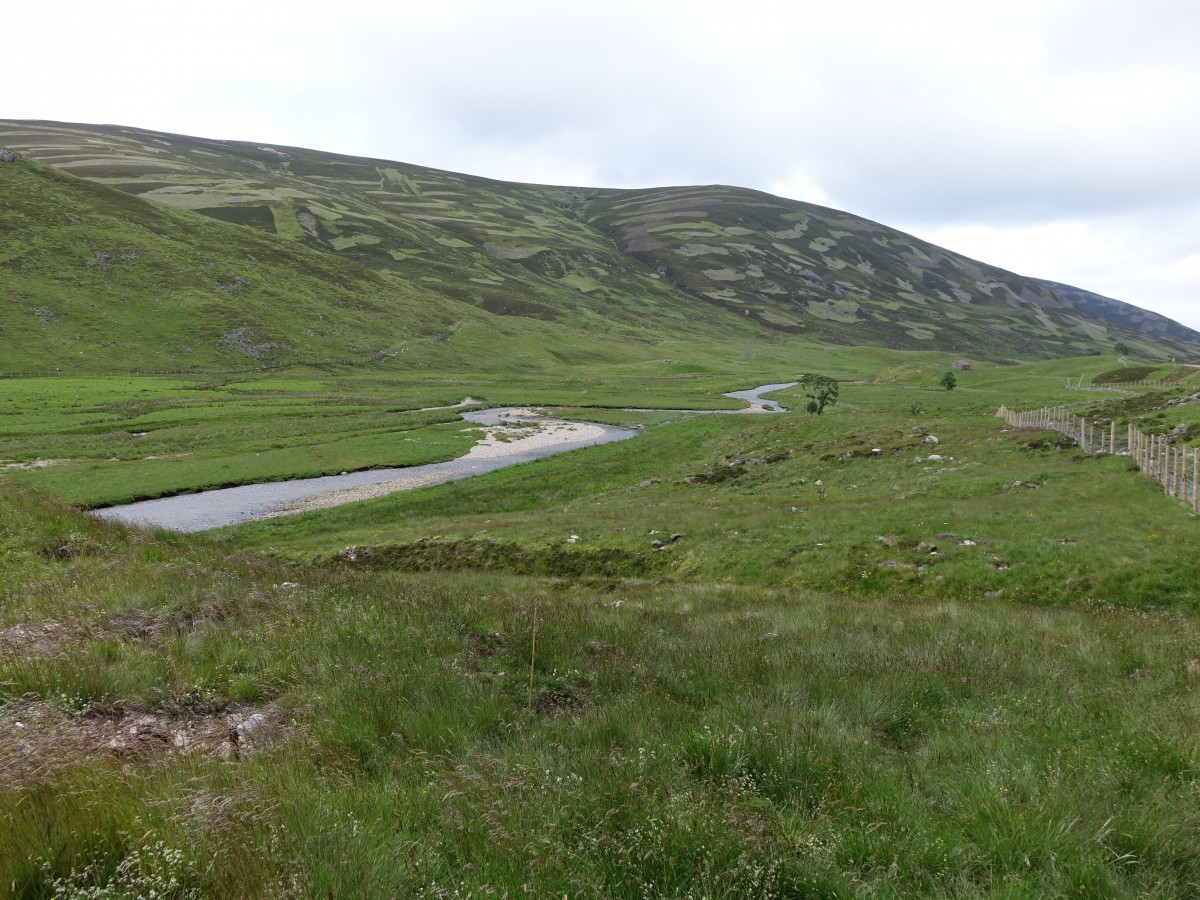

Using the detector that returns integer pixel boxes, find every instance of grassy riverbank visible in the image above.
[227,367,1200,611]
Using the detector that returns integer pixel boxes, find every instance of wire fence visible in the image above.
[998,404,1200,513]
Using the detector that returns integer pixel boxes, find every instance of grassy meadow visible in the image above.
[3,350,1200,897]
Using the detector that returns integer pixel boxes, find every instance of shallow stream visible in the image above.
[92,382,796,532]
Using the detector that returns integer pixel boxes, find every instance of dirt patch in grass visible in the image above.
[1,592,250,662]
[0,622,84,659]
[0,699,289,790]
[333,538,666,578]
[532,687,583,717]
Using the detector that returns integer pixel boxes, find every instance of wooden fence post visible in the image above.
[1156,436,1166,494]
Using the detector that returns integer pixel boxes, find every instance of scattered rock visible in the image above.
[924,435,940,445]
[0,149,16,163]
[912,426,928,433]
[235,713,268,744]
[214,275,250,293]
[216,326,277,359]
[0,700,289,788]
[627,480,655,491]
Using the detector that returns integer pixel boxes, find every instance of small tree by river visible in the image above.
[799,374,839,415]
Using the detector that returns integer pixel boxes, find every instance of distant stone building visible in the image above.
[952,359,972,370]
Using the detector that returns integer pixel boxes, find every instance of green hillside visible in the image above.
[3,119,1198,362]
[0,153,469,371]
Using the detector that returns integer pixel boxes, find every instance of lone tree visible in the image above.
[940,371,957,391]
[798,373,839,415]
[1114,342,1131,357]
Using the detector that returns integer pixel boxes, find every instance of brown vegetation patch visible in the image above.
[0,622,83,659]
[1092,366,1161,385]
[1021,434,1076,451]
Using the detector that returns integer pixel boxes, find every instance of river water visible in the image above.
[91,382,797,532]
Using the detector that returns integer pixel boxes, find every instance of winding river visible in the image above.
[92,382,797,532]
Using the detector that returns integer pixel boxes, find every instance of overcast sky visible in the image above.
[9,0,1200,328]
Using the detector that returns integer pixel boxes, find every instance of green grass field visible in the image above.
[6,117,1200,897]
[3,349,1200,896]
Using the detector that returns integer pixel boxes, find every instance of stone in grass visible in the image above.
[0,149,16,164]
[236,713,268,743]
[924,435,940,444]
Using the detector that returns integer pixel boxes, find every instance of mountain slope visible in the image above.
[1037,279,1200,349]
[2,119,1197,361]
[586,185,1195,356]
[0,153,472,370]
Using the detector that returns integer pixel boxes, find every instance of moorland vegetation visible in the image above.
[2,125,1200,897]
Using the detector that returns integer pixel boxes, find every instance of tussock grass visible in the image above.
[2,484,1199,896]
